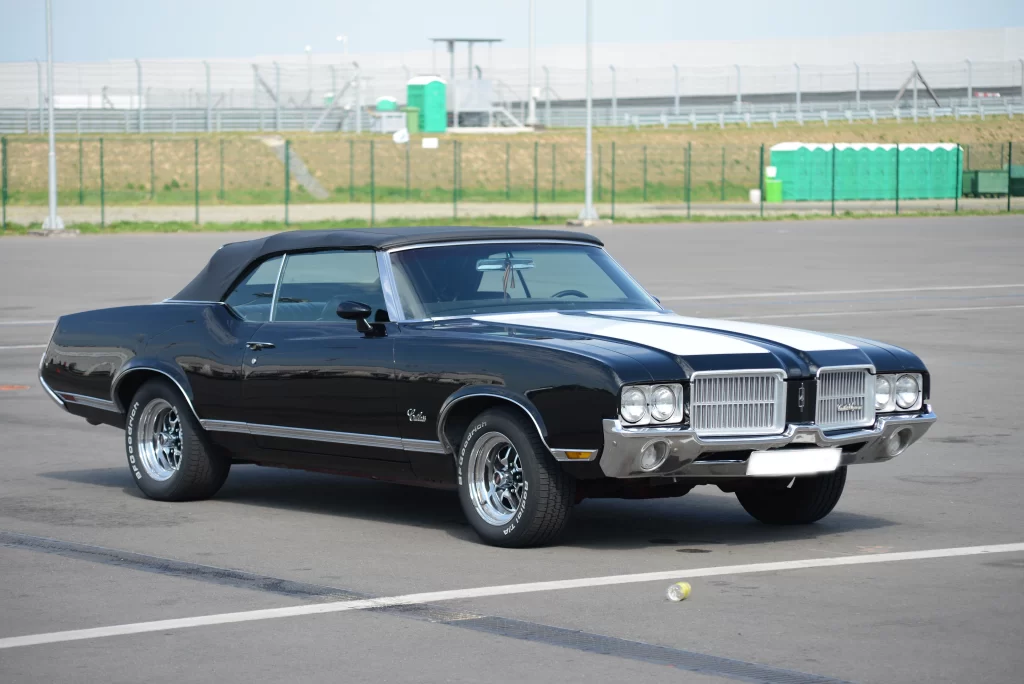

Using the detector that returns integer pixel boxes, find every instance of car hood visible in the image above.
[468,310,925,378]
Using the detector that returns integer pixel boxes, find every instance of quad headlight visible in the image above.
[874,373,924,412]
[619,383,685,426]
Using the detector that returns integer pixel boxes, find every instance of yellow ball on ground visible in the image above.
[666,581,692,601]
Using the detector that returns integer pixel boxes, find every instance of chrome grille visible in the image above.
[690,370,787,436]
[816,367,875,430]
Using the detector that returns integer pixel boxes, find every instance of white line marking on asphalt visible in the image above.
[1,542,1021,650]
[0,320,54,326]
[726,304,1024,320]
[0,344,47,351]
[660,283,1024,302]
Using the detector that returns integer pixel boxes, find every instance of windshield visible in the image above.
[388,242,660,319]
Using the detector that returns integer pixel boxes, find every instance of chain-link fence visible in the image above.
[1,136,1020,230]
[2,56,1023,134]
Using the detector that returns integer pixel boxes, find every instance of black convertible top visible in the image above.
[172,226,603,302]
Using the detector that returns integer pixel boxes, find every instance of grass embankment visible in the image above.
[2,117,1021,207]
[3,208,1023,237]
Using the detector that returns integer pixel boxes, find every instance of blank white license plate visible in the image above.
[746,447,841,477]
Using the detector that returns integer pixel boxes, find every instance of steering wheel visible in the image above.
[551,289,589,299]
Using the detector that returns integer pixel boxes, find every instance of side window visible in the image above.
[224,255,283,322]
[274,250,387,322]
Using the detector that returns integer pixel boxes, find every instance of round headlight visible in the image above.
[650,385,676,422]
[894,375,920,409]
[620,387,647,423]
[875,375,893,411]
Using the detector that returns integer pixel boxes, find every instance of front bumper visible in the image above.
[599,405,936,478]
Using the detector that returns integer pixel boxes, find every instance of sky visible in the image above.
[2,0,1023,63]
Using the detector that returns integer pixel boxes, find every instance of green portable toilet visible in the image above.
[375,96,398,111]
[406,77,447,133]
[770,142,962,201]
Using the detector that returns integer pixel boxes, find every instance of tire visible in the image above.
[125,379,229,502]
[457,408,575,547]
[735,467,847,525]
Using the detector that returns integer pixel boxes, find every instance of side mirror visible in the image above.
[337,301,379,335]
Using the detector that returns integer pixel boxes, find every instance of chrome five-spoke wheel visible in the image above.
[467,432,525,526]
[137,398,183,481]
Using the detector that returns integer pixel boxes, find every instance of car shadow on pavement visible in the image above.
[41,465,894,549]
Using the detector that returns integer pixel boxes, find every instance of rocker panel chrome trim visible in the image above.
[57,391,119,412]
[199,419,446,454]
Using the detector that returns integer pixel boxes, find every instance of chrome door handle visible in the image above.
[246,341,275,351]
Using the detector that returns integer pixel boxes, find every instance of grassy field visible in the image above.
[2,117,1021,207]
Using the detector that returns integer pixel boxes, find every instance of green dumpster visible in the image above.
[765,179,783,203]
[403,106,420,134]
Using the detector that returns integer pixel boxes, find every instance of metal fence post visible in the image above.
[35,60,43,134]
[685,142,691,219]
[550,143,556,202]
[597,144,603,201]
[643,145,648,202]
[735,64,742,113]
[149,139,155,200]
[531,141,539,219]
[100,137,105,227]
[204,61,212,133]
[1,137,6,231]
[831,143,836,216]
[759,143,765,218]
[194,138,200,224]
[78,138,84,205]
[136,58,144,133]
[609,65,617,126]
[349,139,355,202]
[1008,141,1013,213]
[284,139,290,225]
[274,62,281,132]
[611,141,616,219]
[370,139,376,226]
[955,143,961,213]
[405,140,410,200]
[219,139,225,201]
[673,64,680,116]
[720,146,726,201]
[894,143,900,216]
[454,140,460,220]
[505,142,511,200]
[457,139,463,201]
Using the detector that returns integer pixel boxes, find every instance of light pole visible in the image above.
[578,0,598,222]
[336,35,348,55]
[854,62,860,109]
[44,0,62,230]
[794,62,801,114]
[735,64,741,113]
[527,0,536,125]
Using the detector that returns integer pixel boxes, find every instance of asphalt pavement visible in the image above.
[1,215,1022,683]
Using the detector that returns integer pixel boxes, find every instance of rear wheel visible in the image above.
[457,408,574,547]
[735,467,847,524]
[125,379,229,501]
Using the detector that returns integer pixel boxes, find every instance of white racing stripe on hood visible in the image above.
[472,312,768,356]
[593,310,856,352]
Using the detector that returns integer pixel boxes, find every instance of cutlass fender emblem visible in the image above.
[407,409,427,423]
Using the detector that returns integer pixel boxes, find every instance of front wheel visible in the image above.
[125,379,230,502]
[457,408,575,547]
[735,467,847,525]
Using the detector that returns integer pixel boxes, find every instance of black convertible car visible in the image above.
[40,226,935,547]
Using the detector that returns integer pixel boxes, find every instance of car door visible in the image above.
[241,249,403,461]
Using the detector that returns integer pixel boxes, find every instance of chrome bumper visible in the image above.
[599,405,936,478]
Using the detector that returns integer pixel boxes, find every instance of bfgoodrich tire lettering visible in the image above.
[125,379,229,502]
[457,408,574,547]
[736,467,847,525]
